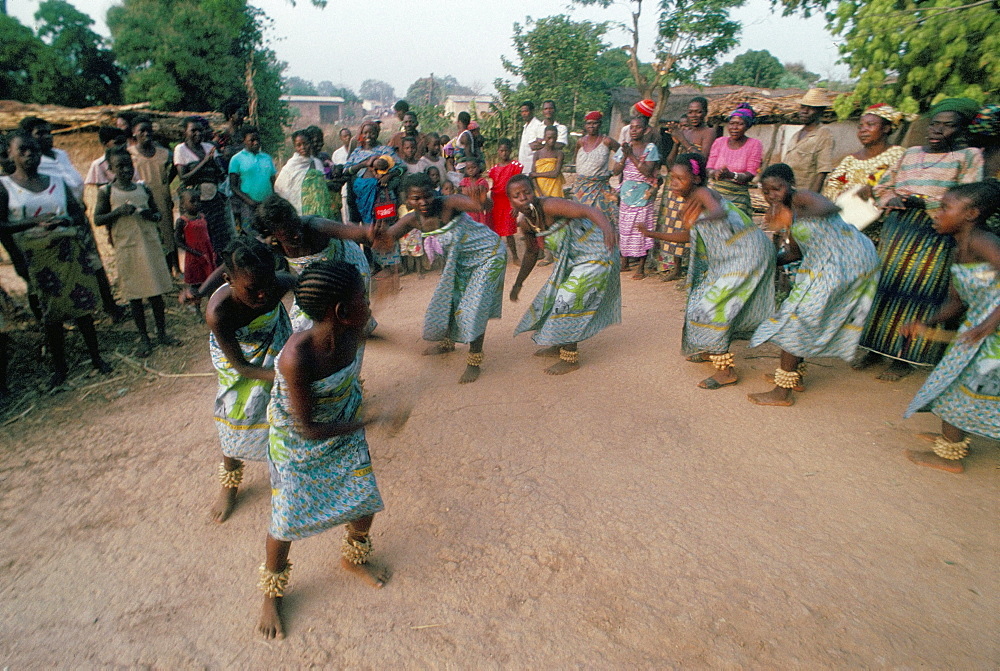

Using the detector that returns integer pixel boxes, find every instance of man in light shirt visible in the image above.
[517,101,546,174]
[531,100,568,151]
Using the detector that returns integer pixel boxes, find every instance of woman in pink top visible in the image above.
[706,104,763,219]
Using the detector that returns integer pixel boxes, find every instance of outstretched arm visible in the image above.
[541,196,617,251]
[308,217,373,245]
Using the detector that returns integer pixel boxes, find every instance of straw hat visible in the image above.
[798,88,832,108]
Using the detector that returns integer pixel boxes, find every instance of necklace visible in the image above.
[526,202,546,233]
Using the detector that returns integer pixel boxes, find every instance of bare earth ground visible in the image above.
[1,259,998,667]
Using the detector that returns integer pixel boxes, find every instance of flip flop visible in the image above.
[698,376,738,390]
[686,353,710,363]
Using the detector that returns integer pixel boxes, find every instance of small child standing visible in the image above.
[399,136,423,175]
[174,188,217,315]
[488,138,523,264]
[459,159,491,225]
[902,181,1000,474]
[417,133,447,182]
[85,127,127,247]
[257,259,389,640]
[530,126,565,198]
[94,149,178,357]
[396,139,426,277]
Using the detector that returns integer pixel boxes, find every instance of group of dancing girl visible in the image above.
[8,93,997,641]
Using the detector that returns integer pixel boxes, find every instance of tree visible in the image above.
[316,81,360,102]
[573,0,745,122]
[108,0,288,150]
[34,0,122,106]
[774,0,999,113]
[0,14,51,102]
[284,76,317,95]
[496,15,611,131]
[405,75,475,107]
[359,79,395,104]
[710,49,784,87]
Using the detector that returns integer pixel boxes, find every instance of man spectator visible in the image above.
[777,88,835,192]
[531,99,568,151]
[392,100,410,134]
[517,101,547,174]
[389,111,428,158]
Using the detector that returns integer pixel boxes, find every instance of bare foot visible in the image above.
[257,596,285,639]
[877,360,913,382]
[534,345,562,358]
[458,365,481,384]
[747,387,794,406]
[545,360,579,375]
[341,557,389,588]
[210,487,238,523]
[851,350,880,370]
[632,269,646,280]
[698,369,737,390]
[422,341,455,355]
[905,449,965,473]
[916,432,940,443]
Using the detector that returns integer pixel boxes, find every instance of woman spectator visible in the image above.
[274,129,330,218]
[854,98,984,381]
[822,104,907,241]
[706,103,763,219]
[345,121,405,271]
[572,111,619,226]
[174,117,234,260]
[612,116,660,280]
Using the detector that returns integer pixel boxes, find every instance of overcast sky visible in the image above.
[9,0,847,97]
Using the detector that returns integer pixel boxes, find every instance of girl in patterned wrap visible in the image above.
[901,181,1000,474]
[612,115,661,280]
[747,163,880,406]
[374,173,506,384]
[258,260,389,641]
[507,173,621,376]
[206,237,295,524]
[639,154,775,390]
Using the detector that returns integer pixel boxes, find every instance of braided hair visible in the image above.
[253,194,300,238]
[294,259,363,322]
[222,235,275,278]
[948,180,1000,223]
[674,152,708,185]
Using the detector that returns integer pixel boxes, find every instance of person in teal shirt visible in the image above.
[228,126,276,231]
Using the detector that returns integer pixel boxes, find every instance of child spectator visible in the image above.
[417,133,447,181]
[228,125,276,233]
[399,136,423,174]
[129,116,179,275]
[488,138,523,264]
[85,127,127,188]
[174,188,217,315]
[530,126,565,197]
[425,165,443,193]
[460,159,491,225]
[94,149,178,357]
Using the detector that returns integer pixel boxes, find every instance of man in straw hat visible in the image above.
[776,88,835,192]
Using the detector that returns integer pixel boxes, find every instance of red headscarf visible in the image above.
[584,111,603,122]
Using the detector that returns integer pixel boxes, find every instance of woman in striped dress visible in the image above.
[612,116,660,280]
[855,99,984,381]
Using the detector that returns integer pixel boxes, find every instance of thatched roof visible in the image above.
[0,101,223,141]
[704,88,841,125]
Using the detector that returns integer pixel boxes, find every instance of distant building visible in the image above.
[281,95,345,126]
[443,94,495,119]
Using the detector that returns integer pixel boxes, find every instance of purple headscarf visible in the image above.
[729,103,755,127]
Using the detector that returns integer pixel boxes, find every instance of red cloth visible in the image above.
[487,162,523,237]
[180,214,217,285]
[460,176,491,225]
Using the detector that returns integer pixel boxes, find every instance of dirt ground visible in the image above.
[1,258,998,667]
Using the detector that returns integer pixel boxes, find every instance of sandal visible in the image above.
[698,376,738,390]
[686,352,710,363]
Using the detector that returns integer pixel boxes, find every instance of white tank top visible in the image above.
[1,174,68,222]
[575,142,611,178]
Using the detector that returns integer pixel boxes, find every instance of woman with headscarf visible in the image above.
[274,129,332,218]
[822,104,908,241]
[573,111,620,227]
[855,98,984,381]
[706,103,763,219]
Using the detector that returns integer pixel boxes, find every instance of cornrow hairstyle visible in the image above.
[948,180,1000,222]
[295,259,363,321]
[675,152,708,185]
[253,194,300,238]
[222,235,275,278]
[760,163,796,186]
